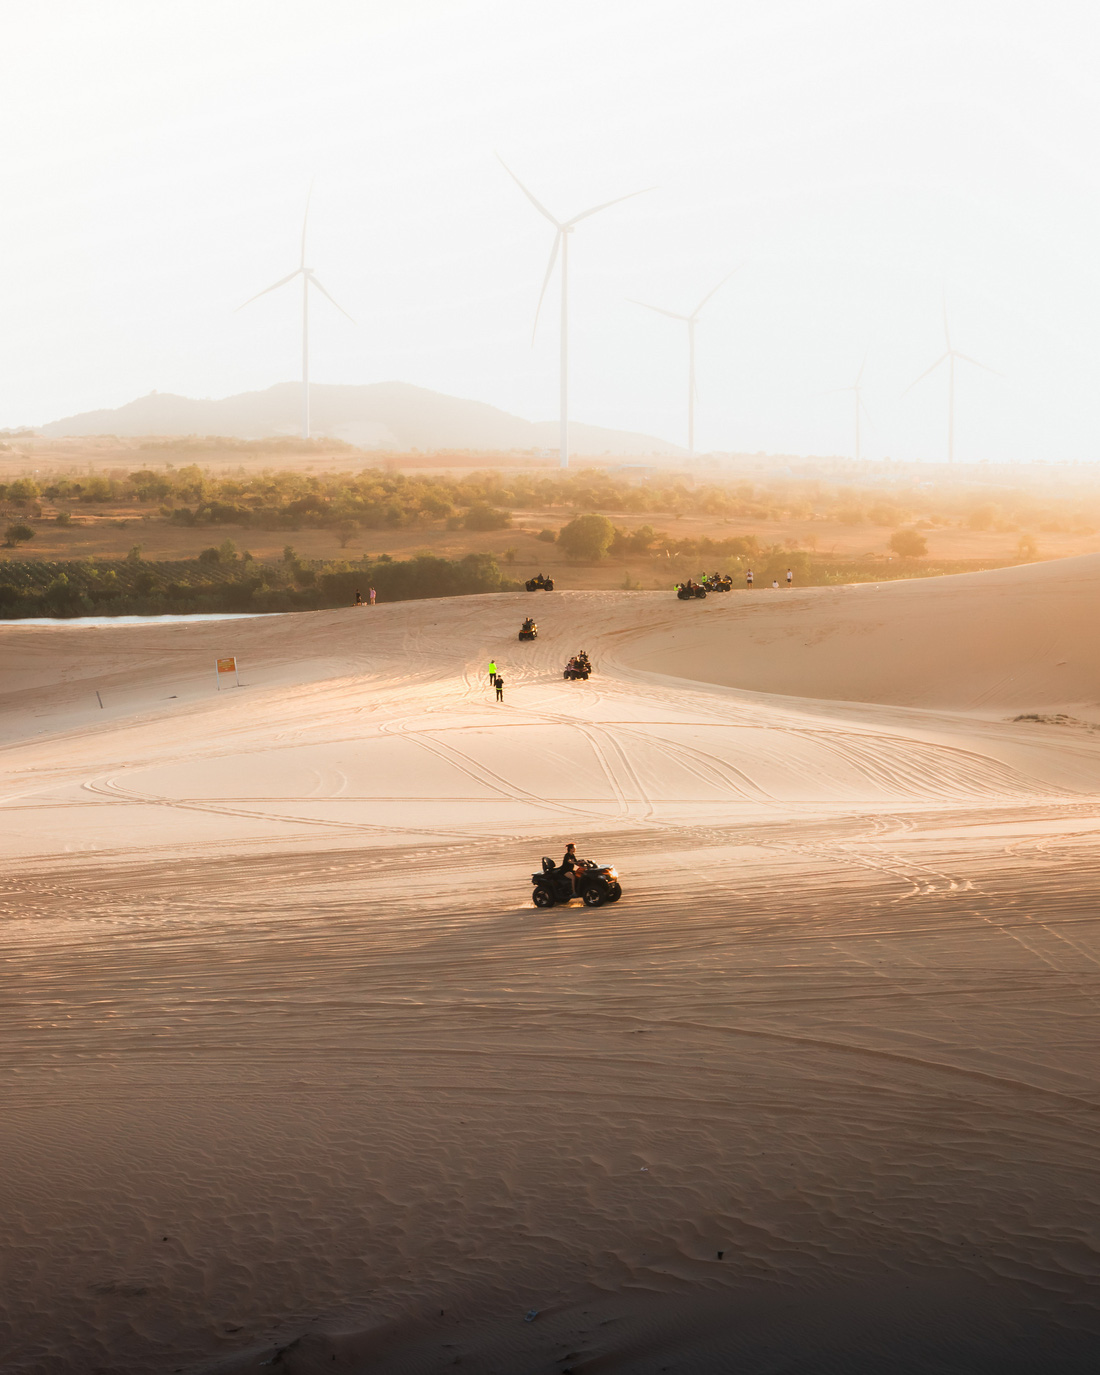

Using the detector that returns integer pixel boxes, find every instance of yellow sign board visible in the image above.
[216,657,237,675]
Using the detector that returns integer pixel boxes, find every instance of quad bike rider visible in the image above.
[676,578,707,600]
[525,572,555,591]
[702,571,732,592]
[563,653,591,680]
[531,844,622,907]
[519,617,538,641]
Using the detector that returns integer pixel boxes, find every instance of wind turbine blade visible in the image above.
[901,353,949,396]
[307,271,355,323]
[301,179,314,270]
[532,231,561,343]
[565,186,654,226]
[955,352,1003,377]
[627,298,691,322]
[691,265,740,318]
[496,154,562,228]
[238,269,302,310]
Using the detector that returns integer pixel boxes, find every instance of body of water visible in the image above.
[0,613,282,628]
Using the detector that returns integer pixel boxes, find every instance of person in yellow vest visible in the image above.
[488,660,498,685]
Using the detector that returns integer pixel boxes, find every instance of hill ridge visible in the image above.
[38,380,683,455]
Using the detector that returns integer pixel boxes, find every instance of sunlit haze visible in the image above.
[3,0,1098,460]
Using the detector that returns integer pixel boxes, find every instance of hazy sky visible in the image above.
[3,0,1100,460]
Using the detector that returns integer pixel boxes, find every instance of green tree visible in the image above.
[1017,533,1038,560]
[7,478,39,504]
[335,518,360,548]
[126,545,143,563]
[557,513,615,561]
[4,522,34,547]
[889,529,928,558]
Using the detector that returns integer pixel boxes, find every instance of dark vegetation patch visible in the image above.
[0,550,512,618]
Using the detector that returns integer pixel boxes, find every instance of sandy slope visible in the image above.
[2,559,1099,1373]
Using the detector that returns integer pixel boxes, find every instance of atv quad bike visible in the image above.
[531,857,622,908]
[702,573,732,592]
[676,581,707,600]
[519,618,538,641]
[563,655,590,680]
[526,573,555,591]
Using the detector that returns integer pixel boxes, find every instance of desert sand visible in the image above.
[2,557,1100,1373]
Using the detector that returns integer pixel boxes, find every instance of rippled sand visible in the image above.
[2,560,1099,1372]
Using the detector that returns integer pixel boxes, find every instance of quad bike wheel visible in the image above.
[606,883,622,902]
[581,886,604,907]
[694,586,707,598]
[533,887,555,908]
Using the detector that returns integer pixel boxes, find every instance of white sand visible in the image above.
[2,559,1099,1372]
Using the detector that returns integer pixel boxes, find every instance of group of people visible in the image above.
[488,659,504,701]
[353,587,377,606]
[744,568,794,589]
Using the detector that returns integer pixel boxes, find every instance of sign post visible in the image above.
[215,656,240,690]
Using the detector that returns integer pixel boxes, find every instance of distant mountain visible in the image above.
[38,381,683,456]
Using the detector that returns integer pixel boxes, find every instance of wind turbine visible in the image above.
[629,268,738,456]
[832,355,869,462]
[499,157,649,469]
[238,188,354,440]
[904,296,999,463]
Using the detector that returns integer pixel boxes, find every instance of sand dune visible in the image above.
[2,558,1100,1372]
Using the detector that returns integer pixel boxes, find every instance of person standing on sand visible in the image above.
[488,659,498,685]
[786,568,793,588]
[746,569,753,588]
[495,674,504,702]
[369,586,376,606]
[354,589,363,606]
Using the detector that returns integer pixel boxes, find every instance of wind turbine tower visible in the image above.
[239,190,354,440]
[499,158,649,469]
[630,269,737,456]
[905,297,998,463]
[834,356,868,462]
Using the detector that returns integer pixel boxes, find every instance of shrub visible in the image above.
[4,522,34,547]
[889,529,928,558]
[558,513,615,561]
[464,505,511,531]
[126,545,143,563]
[536,528,556,543]
[55,511,73,527]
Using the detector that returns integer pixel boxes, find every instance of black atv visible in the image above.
[519,618,538,641]
[526,573,555,592]
[531,857,622,908]
[702,573,732,592]
[563,654,591,680]
[676,580,707,600]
